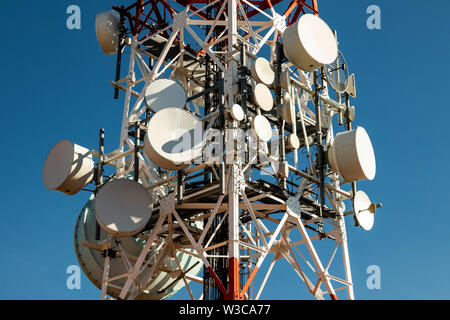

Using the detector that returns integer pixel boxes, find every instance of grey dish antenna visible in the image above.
[95,10,121,55]
[325,51,349,93]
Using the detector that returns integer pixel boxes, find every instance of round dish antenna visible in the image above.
[353,191,375,231]
[251,57,275,86]
[252,115,272,142]
[95,10,121,55]
[143,107,202,170]
[283,14,338,72]
[144,79,187,112]
[325,51,349,93]
[253,83,274,112]
[328,126,376,182]
[287,134,300,150]
[75,196,203,299]
[42,139,94,195]
[230,104,245,122]
[95,179,153,236]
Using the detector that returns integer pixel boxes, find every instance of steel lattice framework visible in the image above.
[85,0,372,301]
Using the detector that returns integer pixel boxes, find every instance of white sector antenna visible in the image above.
[280,92,296,123]
[345,74,357,98]
[279,69,291,92]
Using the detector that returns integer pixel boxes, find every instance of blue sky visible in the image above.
[0,0,449,300]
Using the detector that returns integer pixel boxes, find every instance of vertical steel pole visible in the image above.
[226,0,241,300]
[339,218,355,300]
[114,7,126,99]
[100,235,112,300]
[344,92,358,226]
[134,122,140,181]
[312,0,319,15]
[177,170,184,203]
[95,128,105,241]
[227,165,241,300]
[275,42,287,191]
[239,43,248,114]
[118,36,137,174]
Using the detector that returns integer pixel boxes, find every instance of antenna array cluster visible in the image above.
[43,0,381,300]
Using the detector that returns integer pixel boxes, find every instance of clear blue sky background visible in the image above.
[0,0,449,300]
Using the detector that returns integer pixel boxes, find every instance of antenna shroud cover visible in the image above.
[42,139,94,195]
[283,14,338,72]
[328,126,376,182]
[251,57,275,86]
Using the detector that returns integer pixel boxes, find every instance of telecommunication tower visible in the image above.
[43,0,381,300]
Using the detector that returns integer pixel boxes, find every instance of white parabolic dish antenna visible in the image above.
[253,83,274,112]
[144,107,203,170]
[353,191,374,231]
[95,179,152,237]
[251,57,275,86]
[95,10,121,55]
[42,139,94,195]
[283,14,338,72]
[144,79,187,112]
[252,115,273,142]
[75,196,203,300]
[328,126,376,182]
[231,104,245,122]
[287,133,300,150]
